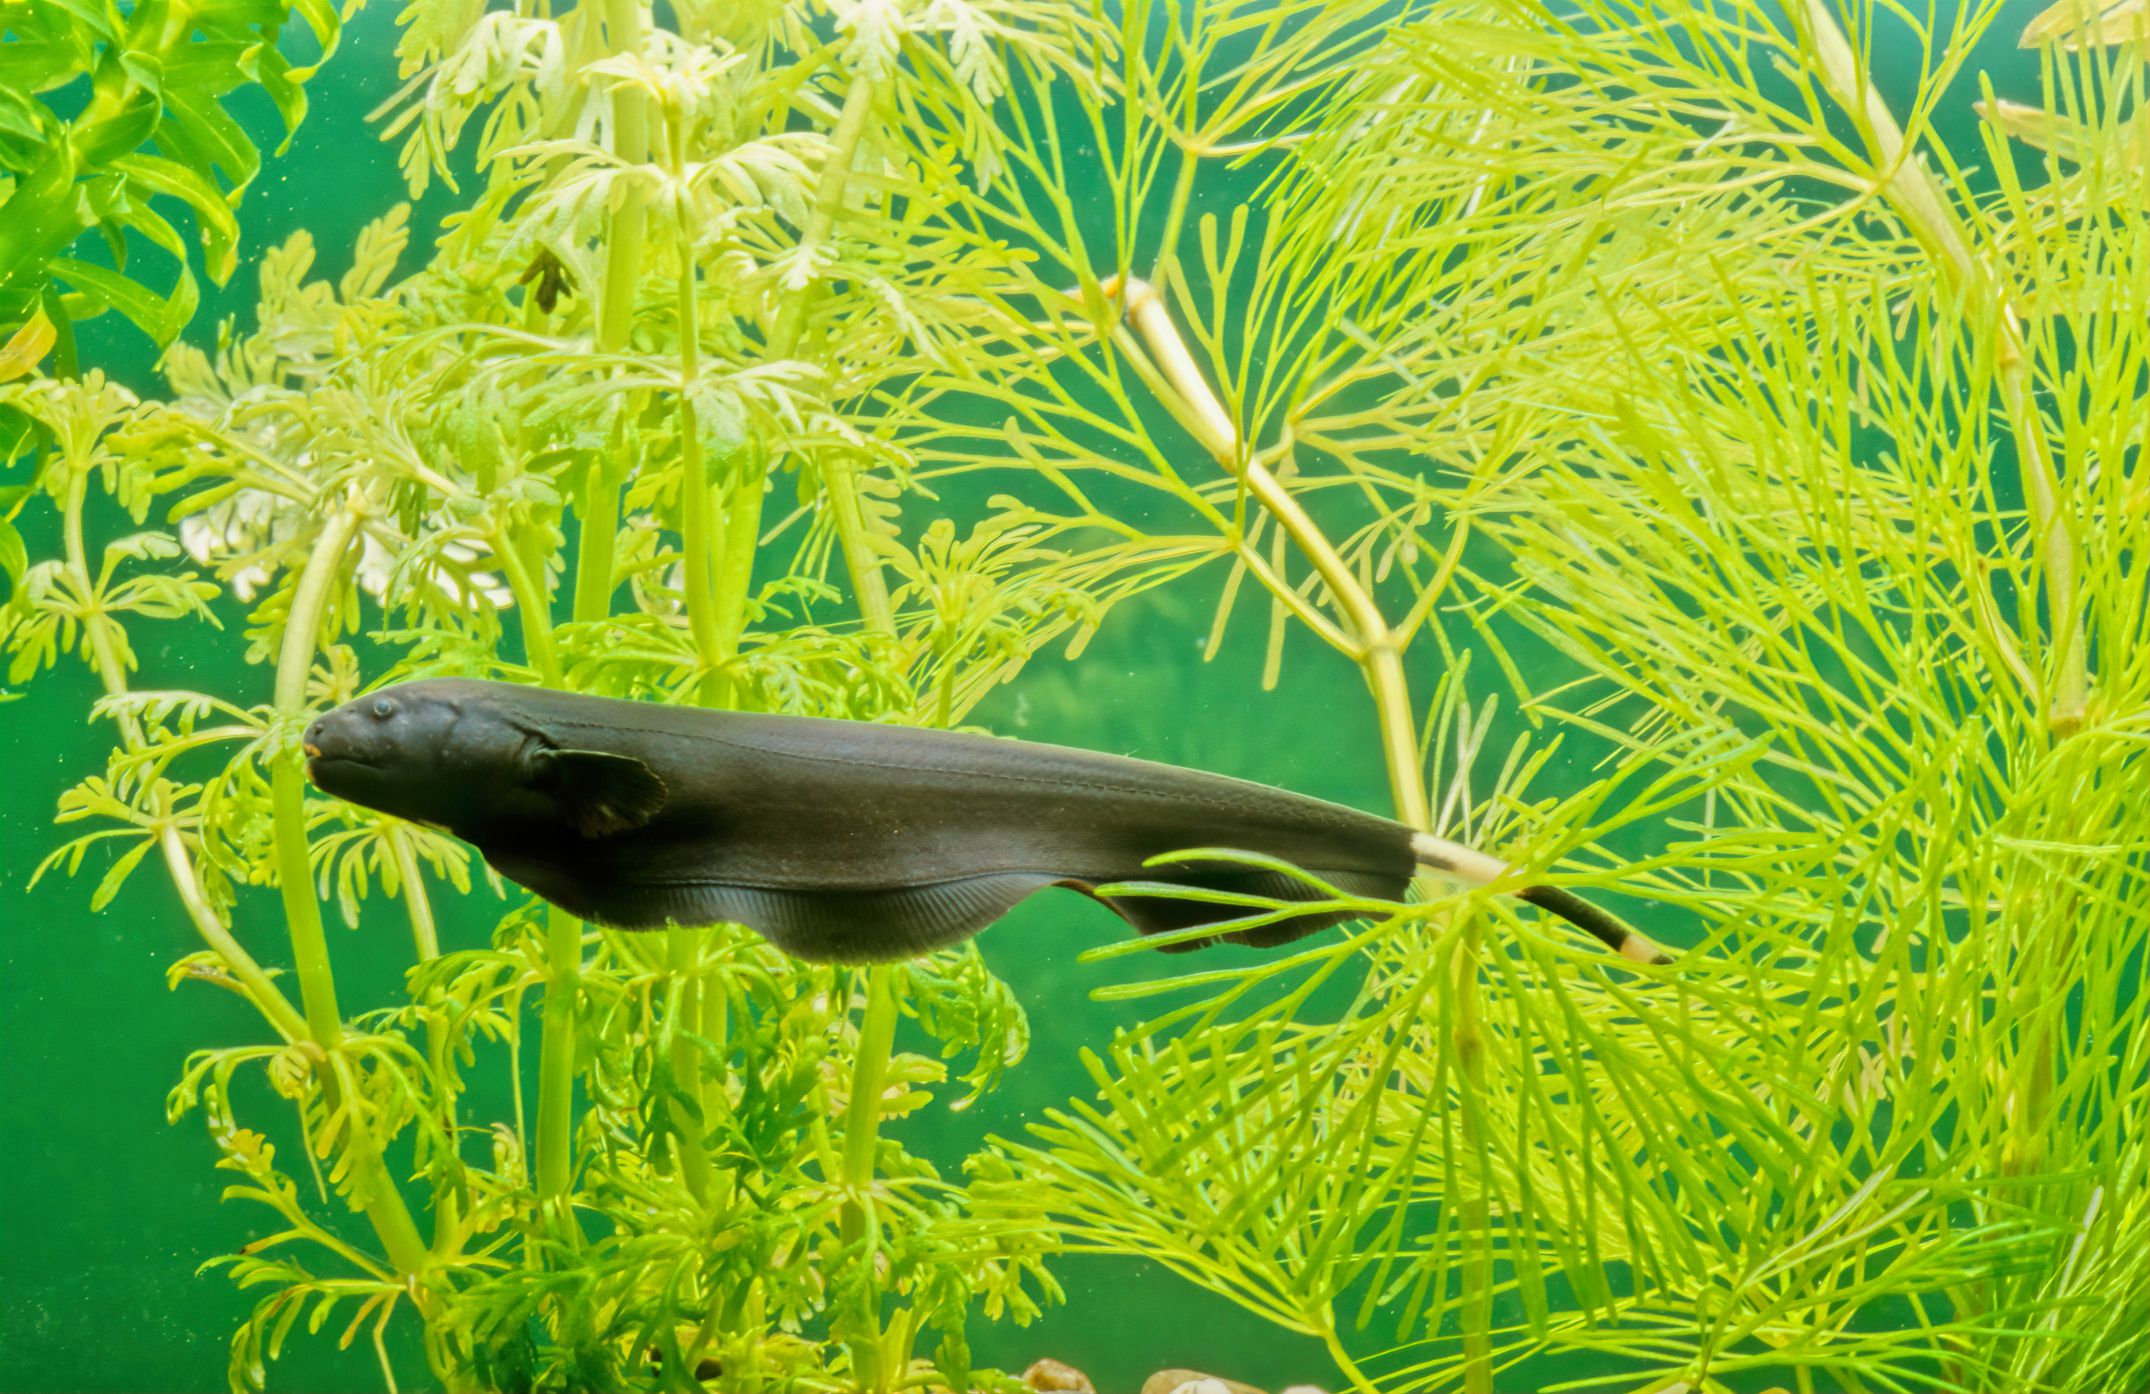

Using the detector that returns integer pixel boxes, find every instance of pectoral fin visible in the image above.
[532,748,669,837]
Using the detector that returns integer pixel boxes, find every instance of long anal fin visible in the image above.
[573,872,1062,963]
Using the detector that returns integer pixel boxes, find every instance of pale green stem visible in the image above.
[491,517,586,1231]
[596,0,650,354]
[767,73,894,634]
[1322,1330,1381,1394]
[268,504,432,1277]
[535,904,582,1225]
[1109,277,1429,829]
[63,469,309,1043]
[662,98,727,704]
[523,0,654,1250]
[822,453,893,633]
[1448,915,1493,1394]
[1107,273,1452,1388]
[572,451,623,625]
[492,526,560,681]
[67,469,426,1275]
[710,450,765,666]
[840,966,900,1391]
[665,927,714,1202]
[769,76,878,355]
[1797,0,2086,732]
[389,831,441,965]
[572,0,650,624]
[271,508,361,1041]
[661,247,722,1162]
[160,827,309,1042]
[389,828,463,1251]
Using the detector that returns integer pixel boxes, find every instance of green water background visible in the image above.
[0,8,2044,1391]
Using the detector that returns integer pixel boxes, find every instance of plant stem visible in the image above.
[1109,277,1429,828]
[272,509,360,1040]
[268,504,431,1277]
[596,0,649,354]
[389,825,467,1253]
[59,468,316,1041]
[768,73,894,632]
[770,76,877,355]
[823,452,894,633]
[1796,0,2086,732]
[535,903,582,1225]
[62,467,432,1282]
[389,831,441,964]
[494,525,561,681]
[1447,914,1493,1394]
[161,827,310,1042]
[491,515,587,1234]
[524,0,653,1250]
[571,0,648,626]
[1322,1329,1382,1394]
[593,4,640,359]
[840,966,900,1391]
[62,469,141,743]
[710,448,765,665]
[661,95,728,706]
[665,926,714,1202]
[572,451,622,624]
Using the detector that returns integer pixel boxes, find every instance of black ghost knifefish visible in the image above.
[301,678,1671,965]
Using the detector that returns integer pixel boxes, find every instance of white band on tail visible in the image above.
[1409,832,1510,886]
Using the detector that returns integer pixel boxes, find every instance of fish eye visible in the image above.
[370,698,397,720]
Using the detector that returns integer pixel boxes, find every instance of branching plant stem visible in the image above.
[1106,276,1430,831]
[61,462,442,1289]
[1795,0,2089,1242]
[1796,0,2087,733]
[839,965,901,1391]
[770,73,893,635]
[160,825,309,1042]
[60,468,313,1042]
[266,502,432,1277]
[492,511,592,1234]
[526,0,655,1244]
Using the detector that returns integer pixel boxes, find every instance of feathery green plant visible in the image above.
[949,2,2148,1392]
[2,0,2144,1391]
[5,0,1113,1386]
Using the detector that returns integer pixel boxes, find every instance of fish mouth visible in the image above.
[305,751,379,778]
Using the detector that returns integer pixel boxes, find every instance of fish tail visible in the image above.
[1409,832,1674,966]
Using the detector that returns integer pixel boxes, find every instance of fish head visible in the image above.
[304,678,556,832]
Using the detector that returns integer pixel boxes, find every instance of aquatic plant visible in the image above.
[3,1,2145,1393]
[5,0,1105,1385]
[953,3,2150,1393]
[0,0,342,360]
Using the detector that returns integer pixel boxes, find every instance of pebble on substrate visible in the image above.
[1140,1371,1267,1394]
[1023,1357,1097,1393]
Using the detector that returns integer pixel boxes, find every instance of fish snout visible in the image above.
[302,706,374,767]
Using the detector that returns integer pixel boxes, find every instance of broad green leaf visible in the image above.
[0,312,56,383]
[50,254,196,342]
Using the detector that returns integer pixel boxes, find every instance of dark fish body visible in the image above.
[304,679,1416,962]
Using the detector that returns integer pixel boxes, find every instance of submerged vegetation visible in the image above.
[3,0,2146,1391]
